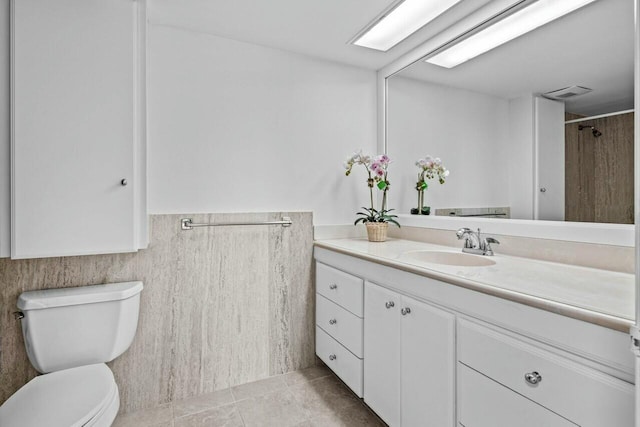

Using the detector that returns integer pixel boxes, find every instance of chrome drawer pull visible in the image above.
[385,301,395,309]
[525,371,542,385]
[329,283,338,290]
[329,354,337,361]
[329,319,337,325]
[401,307,411,316]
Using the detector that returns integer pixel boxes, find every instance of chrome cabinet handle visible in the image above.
[329,283,337,290]
[525,371,542,385]
[329,354,337,361]
[121,178,128,186]
[401,307,411,316]
[329,319,337,325]
[385,301,395,309]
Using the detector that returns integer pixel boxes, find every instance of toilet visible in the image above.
[0,281,143,427]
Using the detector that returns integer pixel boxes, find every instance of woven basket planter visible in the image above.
[365,222,389,242]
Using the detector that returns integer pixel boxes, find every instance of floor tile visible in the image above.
[308,402,386,427]
[174,403,244,427]
[173,389,235,418]
[112,403,174,427]
[236,388,308,427]
[281,365,331,386]
[231,375,287,401]
[289,375,360,419]
[114,367,389,427]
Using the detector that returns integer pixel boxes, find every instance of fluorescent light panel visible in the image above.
[353,0,462,52]
[426,0,597,68]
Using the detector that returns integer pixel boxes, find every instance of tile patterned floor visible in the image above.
[112,366,386,427]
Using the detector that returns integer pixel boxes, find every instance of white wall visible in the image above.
[534,96,565,221]
[147,24,377,225]
[386,76,510,215]
[507,95,535,220]
[0,0,9,257]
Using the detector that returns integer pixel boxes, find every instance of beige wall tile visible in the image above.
[0,212,315,414]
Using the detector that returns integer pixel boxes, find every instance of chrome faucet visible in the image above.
[456,227,499,256]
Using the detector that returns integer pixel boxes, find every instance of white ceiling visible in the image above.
[395,0,634,116]
[147,0,633,116]
[148,0,493,70]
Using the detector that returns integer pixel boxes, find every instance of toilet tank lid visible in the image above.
[17,281,143,311]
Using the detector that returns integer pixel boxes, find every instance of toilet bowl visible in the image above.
[0,281,143,427]
[0,364,119,427]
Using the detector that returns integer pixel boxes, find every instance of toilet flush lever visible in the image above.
[13,311,24,320]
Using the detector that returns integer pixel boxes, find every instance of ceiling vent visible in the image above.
[542,85,592,100]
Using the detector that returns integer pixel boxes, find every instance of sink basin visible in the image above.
[400,250,496,267]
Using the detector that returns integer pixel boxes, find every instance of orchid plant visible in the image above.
[344,150,399,227]
[416,156,449,187]
[414,156,449,215]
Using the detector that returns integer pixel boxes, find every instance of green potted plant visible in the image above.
[344,151,400,242]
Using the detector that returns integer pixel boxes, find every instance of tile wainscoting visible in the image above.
[0,212,315,414]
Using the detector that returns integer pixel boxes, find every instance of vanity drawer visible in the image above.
[316,293,363,357]
[458,363,576,427]
[316,326,363,397]
[316,262,363,316]
[458,319,634,427]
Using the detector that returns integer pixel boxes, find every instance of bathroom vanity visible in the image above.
[314,238,635,427]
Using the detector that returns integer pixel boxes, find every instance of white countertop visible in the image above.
[314,238,635,332]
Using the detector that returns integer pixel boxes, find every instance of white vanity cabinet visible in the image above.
[458,363,576,427]
[315,262,364,396]
[458,319,634,427]
[10,0,147,258]
[364,282,455,427]
[314,246,635,427]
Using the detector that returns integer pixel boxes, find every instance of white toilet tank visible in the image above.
[17,281,143,374]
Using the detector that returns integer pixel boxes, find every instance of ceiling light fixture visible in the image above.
[425,0,597,68]
[351,0,463,52]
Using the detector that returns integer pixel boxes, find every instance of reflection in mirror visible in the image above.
[387,0,634,224]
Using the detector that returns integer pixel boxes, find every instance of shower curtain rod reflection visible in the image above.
[564,108,634,124]
[181,217,292,230]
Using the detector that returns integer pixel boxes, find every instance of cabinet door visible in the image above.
[458,363,577,427]
[12,0,139,258]
[364,281,401,426]
[401,296,456,427]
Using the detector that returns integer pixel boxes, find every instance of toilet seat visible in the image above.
[0,363,119,427]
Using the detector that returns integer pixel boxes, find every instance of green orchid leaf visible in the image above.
[388,220,401,227]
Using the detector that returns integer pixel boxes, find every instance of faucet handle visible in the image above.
[482,236,500,256]
[456,227,473,239]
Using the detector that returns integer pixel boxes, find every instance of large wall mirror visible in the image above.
[385,0,634,228]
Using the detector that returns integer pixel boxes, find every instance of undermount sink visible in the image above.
[400,250,496,267]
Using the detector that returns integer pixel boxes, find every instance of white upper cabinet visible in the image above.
[11,0,147,258]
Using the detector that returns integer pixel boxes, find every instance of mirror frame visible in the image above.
[377,0,637,247]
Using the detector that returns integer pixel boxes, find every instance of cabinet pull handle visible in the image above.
[121,178,128,186]
[329,354,337,361]
[329,318,337,325]
[401,307,411,316]
[385,301,395,309]
[524,371,542,385]
[329,283,338,290]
